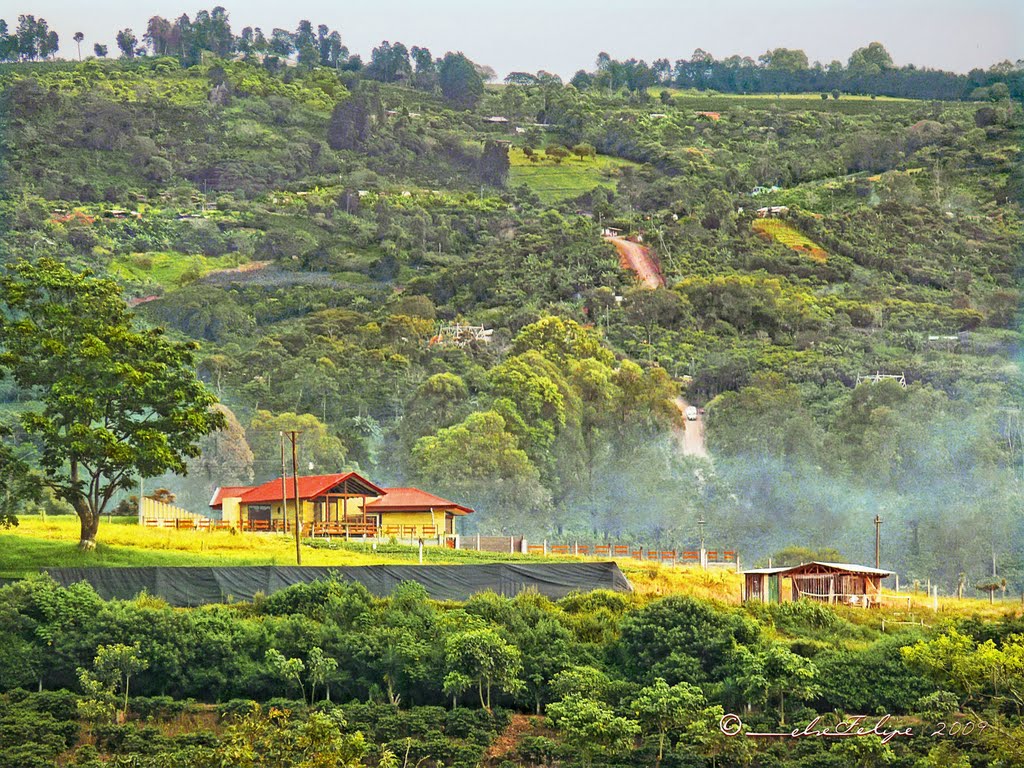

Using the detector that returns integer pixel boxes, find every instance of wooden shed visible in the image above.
[742,566,790,604]
[743,561,893,608]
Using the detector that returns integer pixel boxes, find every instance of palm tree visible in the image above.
[73,32,84,60]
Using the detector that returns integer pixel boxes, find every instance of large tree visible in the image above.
[439,51,484,109]
[0,258,224,548]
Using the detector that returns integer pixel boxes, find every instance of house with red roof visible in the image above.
[209,471,473,541]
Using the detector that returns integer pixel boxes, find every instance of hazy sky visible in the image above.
[14,0,1024,78]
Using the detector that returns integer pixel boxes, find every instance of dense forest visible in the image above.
[2,575,1024,767]
[0,9,1022,592]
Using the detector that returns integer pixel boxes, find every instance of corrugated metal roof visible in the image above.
[368,487,473,515]
[742,561,893,577]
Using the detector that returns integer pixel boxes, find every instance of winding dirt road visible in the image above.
[605,236,665,288]
[603,234,708,457]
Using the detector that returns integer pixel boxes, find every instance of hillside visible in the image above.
[0,51,1022,594]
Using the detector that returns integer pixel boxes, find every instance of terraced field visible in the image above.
[752,218,829,262]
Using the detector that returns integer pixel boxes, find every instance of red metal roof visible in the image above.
[210,472,384,508]
[368,487,473,515]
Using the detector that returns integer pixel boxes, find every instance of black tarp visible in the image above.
[42,562,632,606]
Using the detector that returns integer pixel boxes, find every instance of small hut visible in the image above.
[743,561,893,608]
[742,565,790,604]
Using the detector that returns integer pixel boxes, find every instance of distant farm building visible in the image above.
[209,471,473,542]
[755,206,790,218]
[602,226,622,237]
[743,561,893,607]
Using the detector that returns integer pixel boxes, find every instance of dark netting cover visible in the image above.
[42,562,632,606]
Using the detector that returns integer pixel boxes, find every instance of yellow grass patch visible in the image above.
[752,218,828,263]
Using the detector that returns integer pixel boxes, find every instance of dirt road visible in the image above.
[605,236,665,288]
[675,397,708,458]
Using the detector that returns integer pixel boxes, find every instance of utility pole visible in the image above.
[697,516,706,570]
[289,431,302,566]
[280,432,288,536]
[874,514,883,569]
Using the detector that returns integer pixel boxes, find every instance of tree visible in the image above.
[185,404,254,508]
[848,42,894,74]
[442,626,524,712]
[546,695,640,767]
[0,425,42,528]
[248,411,346,480]
[266,648,307,703]
[81,642,148,721]
[116,28,137,58]
[93,43,108,58]
[759,48,809,71]
[632,678,706,767]
[439,52,484,109]
[480,140,510,187]
[545,145,569,164]
[216,704,367,767]
[307,647,338,703]
[73,31,83,60]
[327,90,380,151]
[0,259,224,548]
[572,143,596,161]
[733,643,820,725]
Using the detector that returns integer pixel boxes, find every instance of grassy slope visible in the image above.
[508,147,636,203]
[751,218,829,262]
[109,251,247,287]
[0,517,741,600]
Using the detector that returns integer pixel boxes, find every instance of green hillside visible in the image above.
[1,53,1022,588]
[0,18,1023,768]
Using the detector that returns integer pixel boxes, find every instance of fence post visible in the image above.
[476,533,481,551]
[418,539,424,564]
[573,541,578,556]
[510,536,514,554]
[543,539,548,556]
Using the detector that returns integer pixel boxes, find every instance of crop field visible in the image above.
[752,218,829,262]
[508,147,637,203]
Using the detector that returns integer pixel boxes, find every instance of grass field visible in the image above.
[752,218,829,262]
[508,147,637,204]
[109,251,247,288]
[0,516,740,600]
[3,519,1021,620]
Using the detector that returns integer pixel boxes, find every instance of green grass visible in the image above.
[109,251,247,288]
[509,148,637,203]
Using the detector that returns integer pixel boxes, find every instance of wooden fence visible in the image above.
[139,497,229,530]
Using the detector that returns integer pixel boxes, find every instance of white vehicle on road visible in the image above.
[685,405,698,421]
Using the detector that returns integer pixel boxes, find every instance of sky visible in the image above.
[11,0,1024,78]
